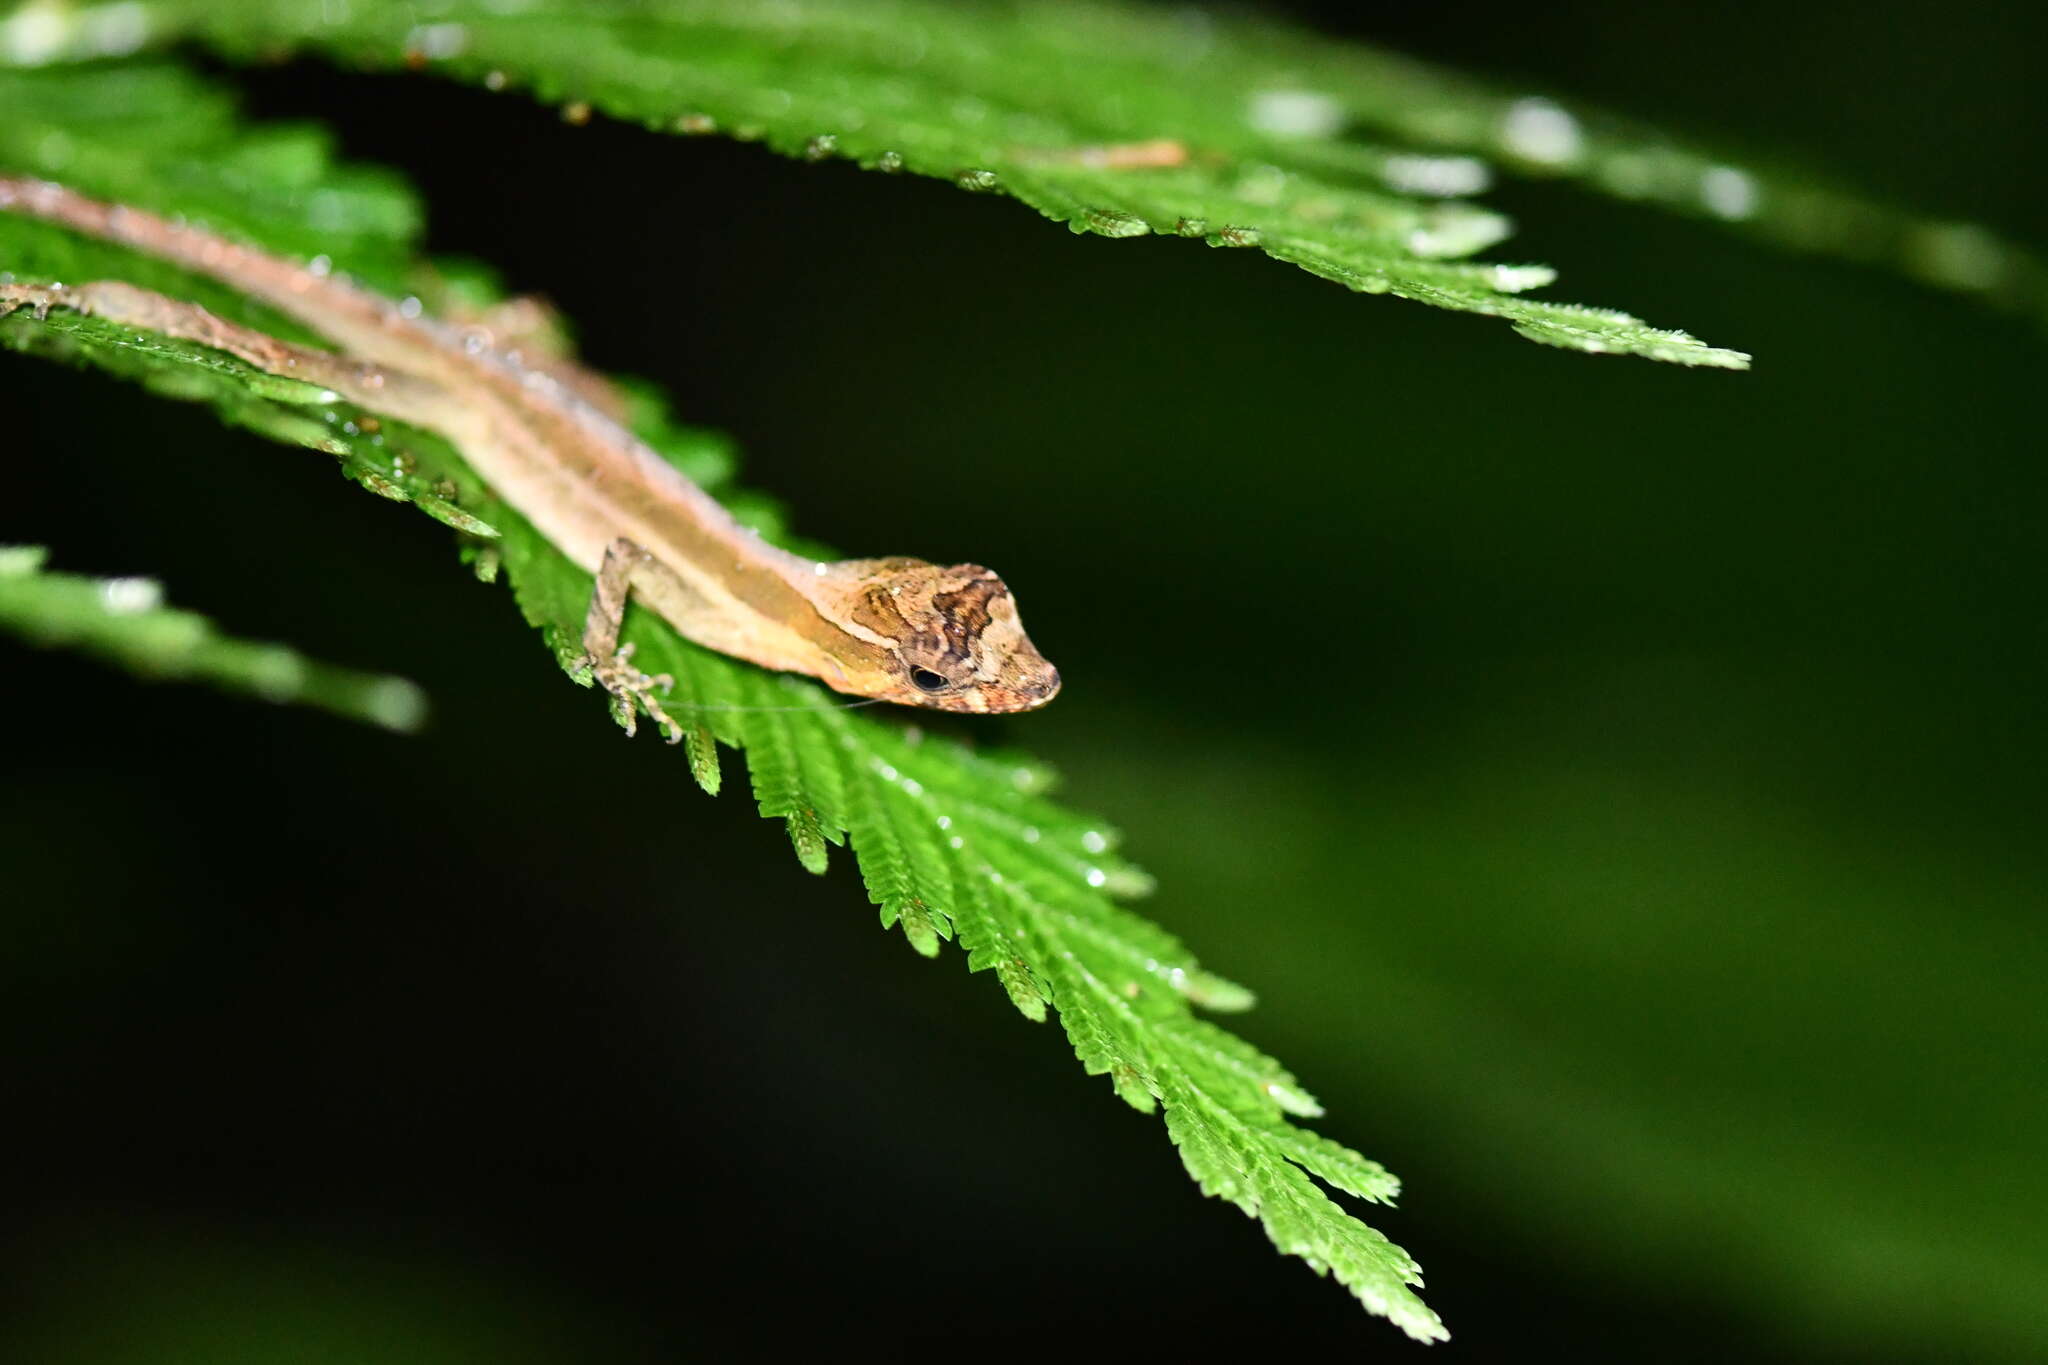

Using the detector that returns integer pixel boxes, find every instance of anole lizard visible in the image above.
[0,175,1061,738]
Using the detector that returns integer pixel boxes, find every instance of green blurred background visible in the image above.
[3,1,2044,1358]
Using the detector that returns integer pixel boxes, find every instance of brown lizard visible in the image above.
[0,176,1061,737]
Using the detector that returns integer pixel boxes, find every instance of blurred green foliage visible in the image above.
[0,543,423,727]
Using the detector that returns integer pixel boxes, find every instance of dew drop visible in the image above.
[1699,165,1758,220]
[675,112,716,135]
[483,69,507,92]
[1500,97,1583,166]
[1175,216,1208,237]
[1082,207,1150,238]
[1486,263,1556,292]
[366,677,429,733]
[0,5,70,64]
[804,133,839,161]
[955,168,999,191]
[1246,89,1344,137]
[1382,154,1491,198]
[99,576,161,614]
[561,100,592,126]
[1080,830,1109,854]
[1407,205,1511,257]
[1085,868,1108,888]
[875,149,904,173]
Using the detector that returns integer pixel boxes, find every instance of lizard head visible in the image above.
[838,559,1061,714]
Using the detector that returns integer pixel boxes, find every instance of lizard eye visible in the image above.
[909,667,952,693]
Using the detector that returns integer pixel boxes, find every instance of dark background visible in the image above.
[4,2,2045,1359]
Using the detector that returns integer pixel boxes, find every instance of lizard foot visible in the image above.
[583,642,683,744]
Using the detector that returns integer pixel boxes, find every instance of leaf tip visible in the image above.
[786,809,830,875]
[683,725,722,795]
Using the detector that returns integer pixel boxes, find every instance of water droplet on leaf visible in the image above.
[1382,154,1491,198]
[1500,97,1583,166]
[98,576,160,614]
[1246,89,1344,137]
[1699,165,1758,220]
[1081,207,1150,238]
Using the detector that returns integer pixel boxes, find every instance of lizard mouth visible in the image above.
[960,664,1060,714]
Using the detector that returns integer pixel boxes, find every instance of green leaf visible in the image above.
[37,0,1746,367]
[0,59,1443,1341]
[0,544,426,730]
[14,4,2040,348]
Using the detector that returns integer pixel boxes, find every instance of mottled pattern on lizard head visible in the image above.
[843,559,1061,714]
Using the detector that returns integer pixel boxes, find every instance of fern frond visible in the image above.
[0,61,1443,1340]
[19,0,1750,368]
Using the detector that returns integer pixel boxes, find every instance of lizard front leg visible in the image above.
[576,537,683,743]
